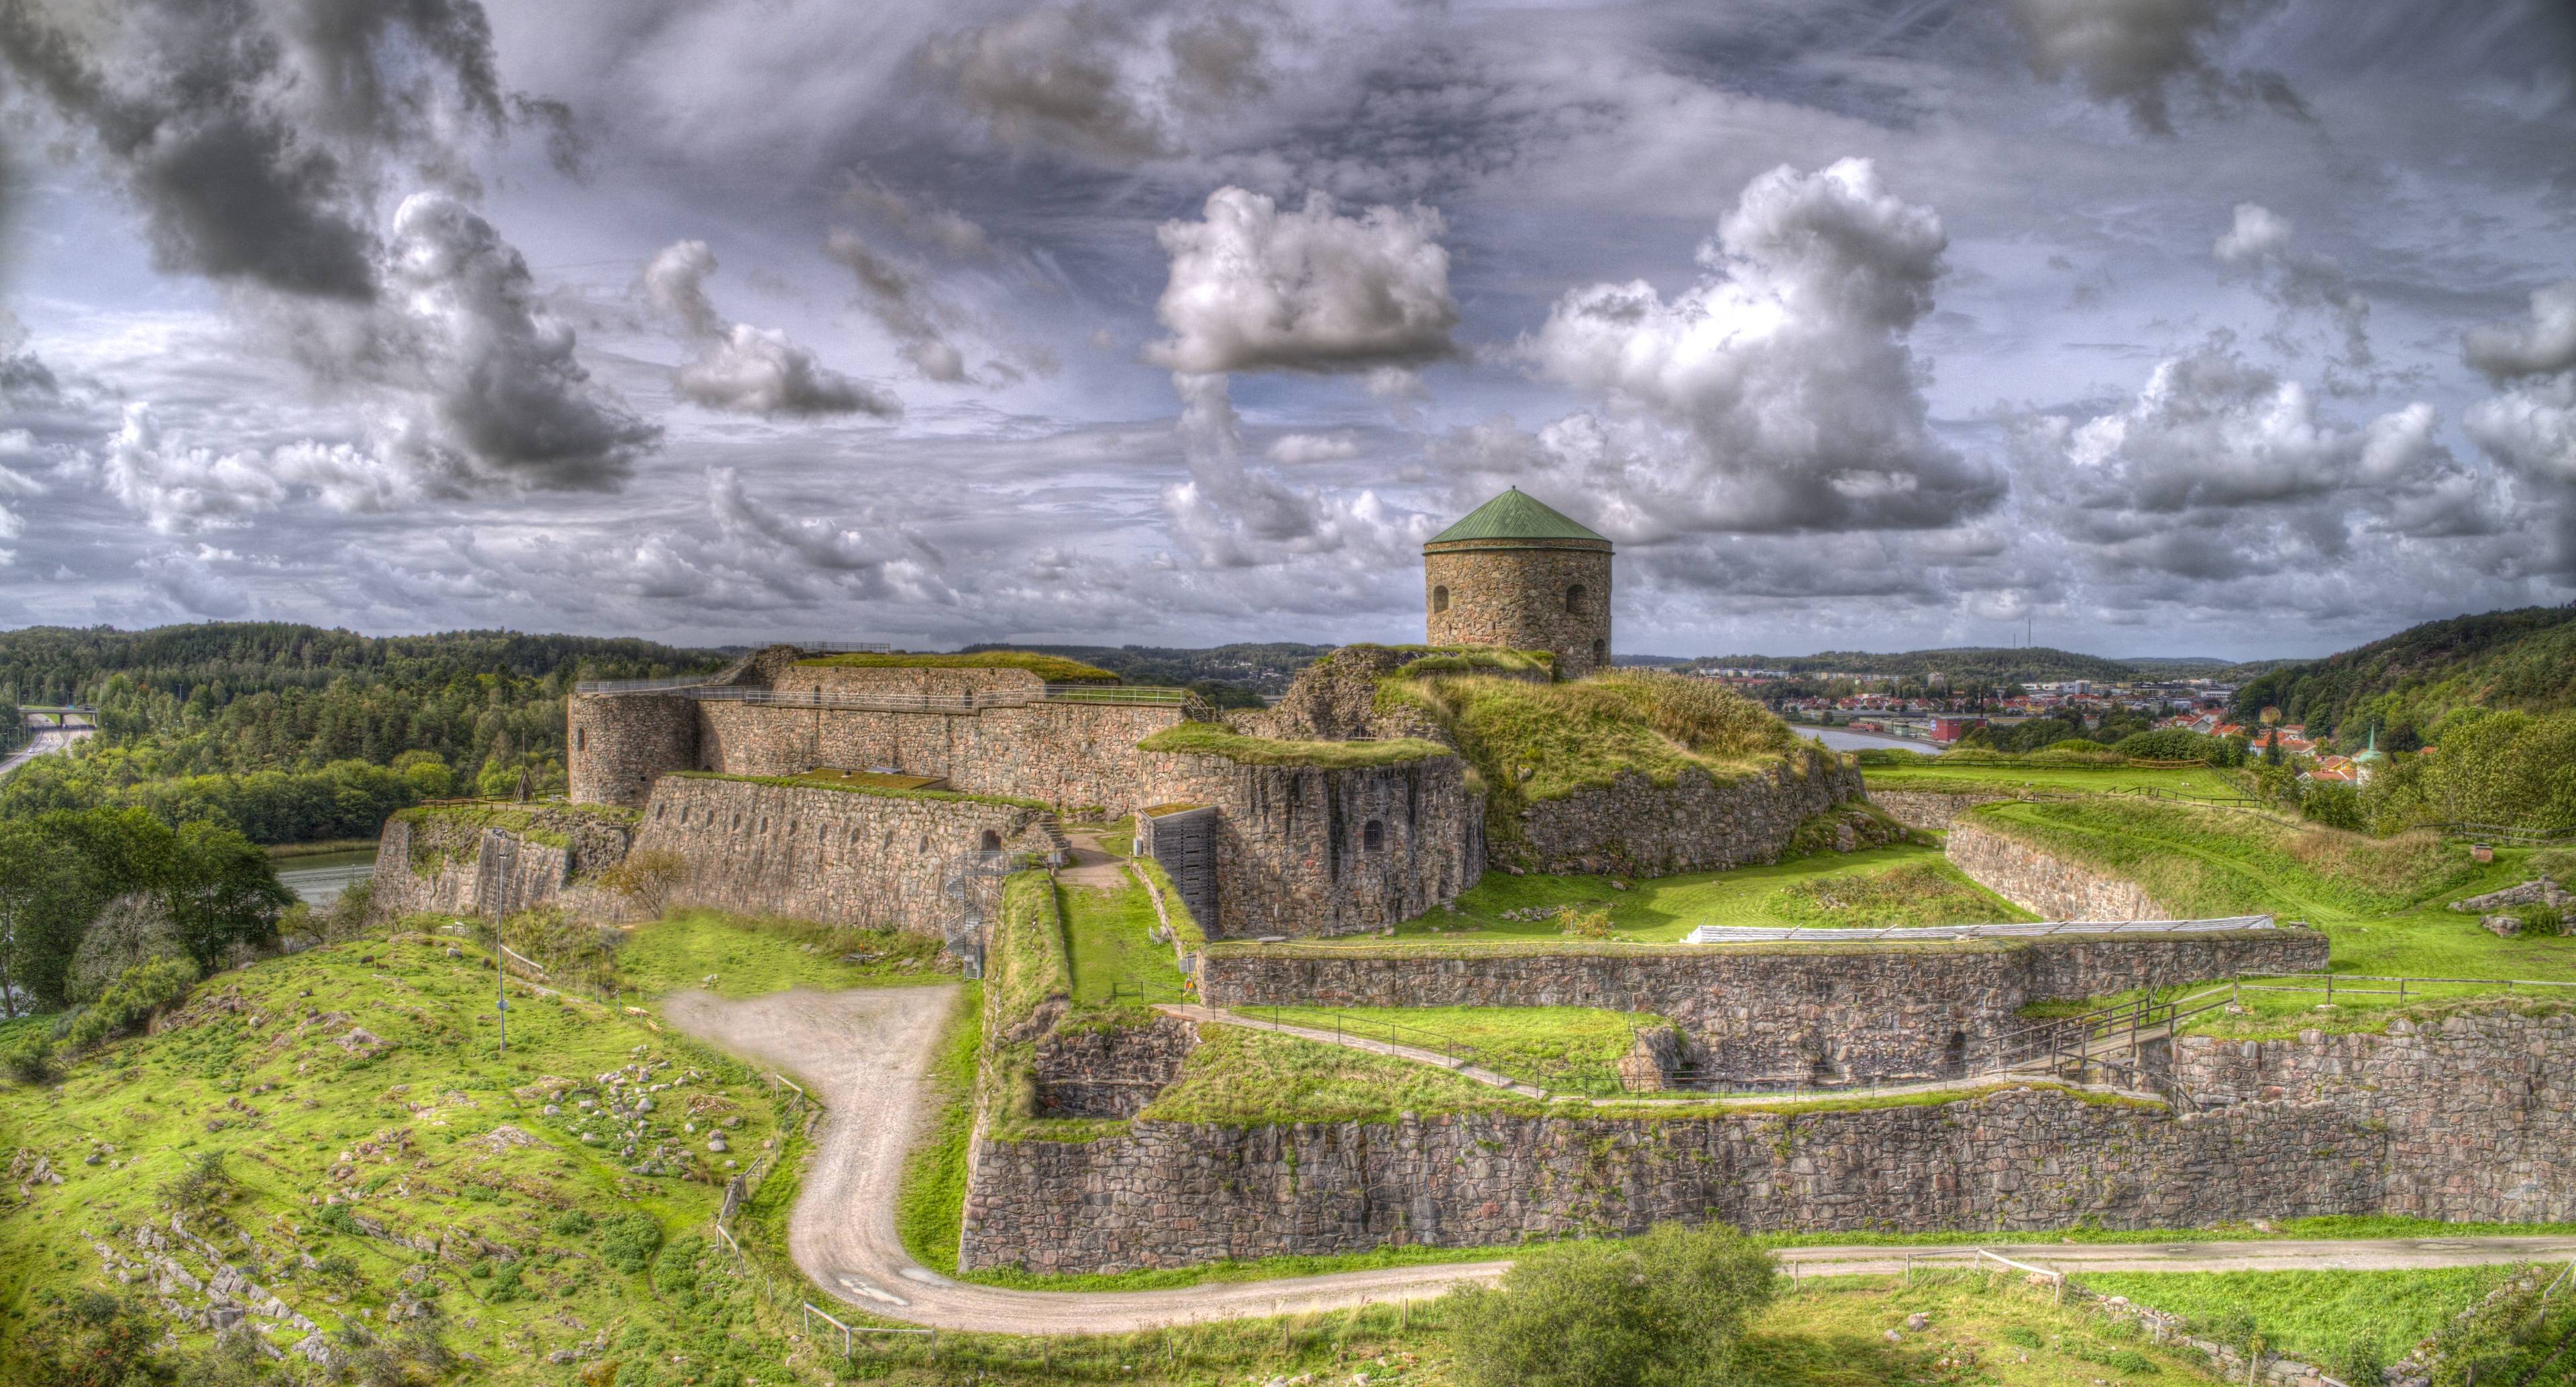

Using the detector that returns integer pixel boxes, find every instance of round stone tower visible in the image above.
[1424,488,1613,679]
[567,692,700,808]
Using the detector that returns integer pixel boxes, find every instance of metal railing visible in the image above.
[2230,971,2576,1006]
[1240,1001,1487,1071]
[796,642,893,654]
[1683,914,2278,944]
[2442,821,2576,845]
[580,679,1214,718]
[575,673,722,695]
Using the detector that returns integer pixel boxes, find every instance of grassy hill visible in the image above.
[2231,606,2576,744]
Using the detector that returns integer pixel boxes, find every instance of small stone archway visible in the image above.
[978,828,1003,853]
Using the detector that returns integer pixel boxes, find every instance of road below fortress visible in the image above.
[661,985,2576,1335]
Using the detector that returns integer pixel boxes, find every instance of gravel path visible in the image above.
[662,983,2576,1335]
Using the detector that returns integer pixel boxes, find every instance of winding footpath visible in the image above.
[661,983,2576,1335]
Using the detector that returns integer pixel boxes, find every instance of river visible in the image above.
[1800,726,1941,755]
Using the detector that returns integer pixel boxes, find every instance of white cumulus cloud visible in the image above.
[1146,187,1458,376]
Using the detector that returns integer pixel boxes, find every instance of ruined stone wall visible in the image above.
[629,776,1046,932]
[1871,789,2015,832]
[1946,820,2169,920]
[959,1087,2379,1274]
[1200,930,2327,1082]
[2172,1009,2576,1223]
[766,663,1047,701]
[368,808,635,920]
[1134,752,1483,938]
[1514,751,1862,876]
[693,700,1185,814]
[1425,542,1612,679]
[568,694,700,808]
[1033,1016,1201,1118]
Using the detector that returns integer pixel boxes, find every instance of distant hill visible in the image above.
[1681,646,2147,685]
[2230,606,2576,743]
[0,622,720,706]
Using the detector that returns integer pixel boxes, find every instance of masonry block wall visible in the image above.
[568,693,701,809]
[1946,820,2171,920]
[1136,751,1483,938]
[957,1006,2574,1273]
[1424,542,1613,679]
[368,809,635,920]
[1870,789,2014,832]
[629,775,1049,933]
[1199,930,2328,1082]
[1513,751,1864,876]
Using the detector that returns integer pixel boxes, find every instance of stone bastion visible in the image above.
[957,1006,2576,1274]
[1198,928,2330,1083]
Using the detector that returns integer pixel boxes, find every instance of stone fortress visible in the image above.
[387,488,1873,943]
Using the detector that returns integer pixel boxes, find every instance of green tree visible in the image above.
[163,821,292,968]
[1446,1223,1778,1387]
[0,821,99,1014]
[23,1291,170,1387]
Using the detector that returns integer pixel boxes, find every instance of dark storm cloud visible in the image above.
[0,0,544,301]
[2006,0,2304,134]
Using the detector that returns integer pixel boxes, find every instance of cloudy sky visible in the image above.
[1,0,2572,660]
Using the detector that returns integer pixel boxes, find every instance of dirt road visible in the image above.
[661,984,2576,1335]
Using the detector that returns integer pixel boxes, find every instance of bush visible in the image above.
[321,877,377,943]
[313,1203,365,1237]
[62,957,197,1052]
[591,848,690,916]
[2517,904,2565,938]
[2116,728,2218,761]
[4,1034,56,1086]
[1446,1222,1776,1387]
[67,893,189,1003]
[549,1209,595,1237]
[2318,1334,2386,1387]
[23,1290,165,1387]
[1555,905,1617,939]
[600,1212,661,1274]
[162,1150,234,1213]
[2300,782,2365,832]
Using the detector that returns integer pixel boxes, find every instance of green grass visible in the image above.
[1136,1024,1548,1125]
[1393,842,2028,942]
[894,983,981,1277]
[0,936,805,1384]
[1860,762,2251,797]
[1961,799,2576,1031]
[1135,721,1453,767]
[1250,1005,1664,1096]
[2076,1267,2518,1364]
[794,649,1119,681]
[667,768,1051,810]
[609,908,951,998]
[1062,878,1187,1005]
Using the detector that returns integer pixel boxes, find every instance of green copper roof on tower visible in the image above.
[1426,488,1609,545]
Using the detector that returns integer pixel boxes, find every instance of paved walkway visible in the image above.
[659,983,2576,1337]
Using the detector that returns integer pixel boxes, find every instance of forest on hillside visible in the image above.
[2231,606,2576,747]
[0,625,722,842]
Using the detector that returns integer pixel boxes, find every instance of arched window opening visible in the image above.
[1565,583,1586,613]
[1362,819,1385,851]
[1593,639,1607,667]
[576,728,586,752]
[979,829,1002,852]
[918,834,929,852]
[1432,586,1450,614]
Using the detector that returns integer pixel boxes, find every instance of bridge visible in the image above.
[3,706,97,778]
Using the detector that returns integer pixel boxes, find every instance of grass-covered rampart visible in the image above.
[1135,721,1454,768]
[665,769,1051,810]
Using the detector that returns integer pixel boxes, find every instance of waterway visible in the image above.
[274,848,376,906]
[1801,726,1941,755]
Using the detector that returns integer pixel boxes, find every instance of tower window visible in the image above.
[576,728,586,752]
[1432,585,1449,614]
[1593,639,1607,667]
[1565,583,1586,613]
[1362,819,1385,851]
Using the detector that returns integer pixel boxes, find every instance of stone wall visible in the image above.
[1425,541,1613,679]
[1870,789,2013,831]
[1200,930,2327,1083]
[629,775,1050,933]
[368,808,635,920]
[1945,820,2168,920]
[959,1003,2576,1273]
[569,694,700,809]
[1514,751,1862,876]
[692,700,1184,815]
[958,1087,2377,1273]
[2172,1009,2576,1223]
[1033,1016,1201,1118]
[1134,751,1483,938]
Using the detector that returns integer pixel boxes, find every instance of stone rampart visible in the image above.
[569,693,700,809]
[1945,820,2167,920]
[1514,751,1862,876]
[1870,789,2013,831]
[1200,931,2327,1082]
[368,808,635,920]
[2172,1010,2576,1223]
[958,1087,2377,1273]
[1134,752,1482,938]
[959,1003,2575,1272]
[630,775,1050,932]
[693,700,1183,814]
